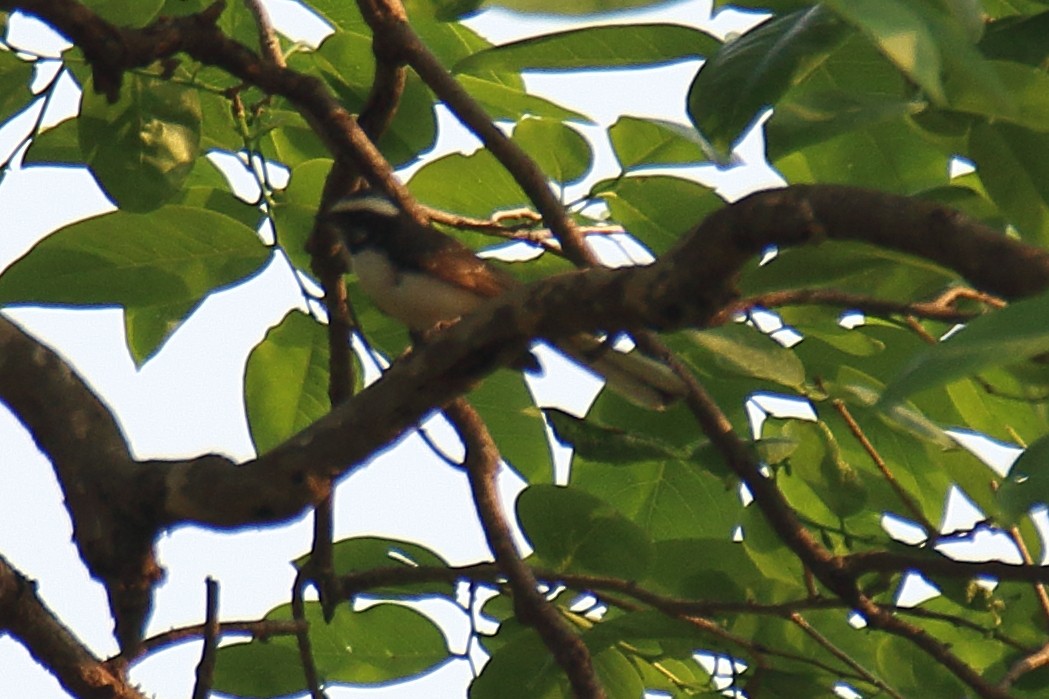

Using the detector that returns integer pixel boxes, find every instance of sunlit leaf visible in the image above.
[79,73,202,212]
[882,292,1049,405]
[245,310,330,455]
[456,23,718,72]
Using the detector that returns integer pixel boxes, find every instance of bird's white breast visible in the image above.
[352,248,487,331]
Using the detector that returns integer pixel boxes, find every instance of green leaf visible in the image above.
[608,116,716,169]
[779,419,869,520]
[882,292,1049,405]
[455,23,718,73]
[591,175,723,254]
[299,536,453,596]
[685,324,806,389]
[998,432,1049,524]
[456,73,590,123]
[545,407,687,463]
[409,149,529,217]
[470,370,549,481]
[644,538,764,601]
[470,629,560,699]
[311,32,437,165]
[245,311,330,455]
[517,484,653,578]
[945,59,1049,132]
[272,158,332,276]
[0,206,269,307]
[82,0,164,26]
[79,73,202,212]
[480,0,680,14]
[123,298,197,366]
[822,0,947,103]
[0,50,33,126]
[24,117,82,165]
[570,441,744,541]
[511,117,592,185]
[739,240,956,301]
[969,122,1049,246]
[214,602,447,696]
[688,6,851,157]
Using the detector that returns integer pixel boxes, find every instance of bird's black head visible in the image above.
[324,193,403,252]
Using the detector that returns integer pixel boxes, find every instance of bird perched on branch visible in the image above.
[323,192,687,409]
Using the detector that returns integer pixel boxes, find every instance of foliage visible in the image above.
[4,0,1049,698]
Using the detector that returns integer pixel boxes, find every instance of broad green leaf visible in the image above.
[545,407,687,463]
[644,538,764,601]
[409,149,530,218]
[123,298,197,366]
[470,629,561,699]
[773,104,952,195]
[739,240,956,301]
[455,23,718,73]
[214,602,447,696]
[272,158,332,276]
[470,370,550,482]
[298,536,454,596]
[970,122,1049,246]
[998,432,1049,524]
[24,117,81,165]
[608,116,716,169]
[0,206,268,307]
[456,73,590,123]
[822,0,946,103]
[407,0,485,21]
[0,50,33,126]
[245,310,330,455]
[259,107,329,167]
[778,419,869,520]
[882,292,1049,405]
[197,88,244,152]
[945,59,1049,132]
[481,0,678,14]
[517,484,653,578]
[413,13,493,66]
[511,118,592,185]
[591,175,723,254]
[685,323,806,389]
[79,73,202,212]
[979,10,1049,65]
[311,32,437,165]
[82,0,163,26]
[688,6,851,157]
[570,444,743,541]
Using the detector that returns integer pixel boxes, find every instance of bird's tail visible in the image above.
[558,334,688,410]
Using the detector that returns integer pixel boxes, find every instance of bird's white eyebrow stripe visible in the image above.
[327,195,401,218]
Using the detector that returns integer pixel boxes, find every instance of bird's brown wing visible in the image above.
[387,218,518,299]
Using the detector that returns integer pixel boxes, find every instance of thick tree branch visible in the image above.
[0,553,147,699]
[357,0,596,266]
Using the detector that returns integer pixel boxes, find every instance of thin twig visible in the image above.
[190,578,220,699]
[790,612,904,699]
[826,393,939,536]
[444,399,606,699]
[291,568,326,699]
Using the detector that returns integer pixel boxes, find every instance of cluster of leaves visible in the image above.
[5,0,1049,697]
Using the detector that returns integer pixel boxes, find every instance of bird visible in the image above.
[322,191,688,410]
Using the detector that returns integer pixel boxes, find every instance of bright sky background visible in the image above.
[0,1,1033,698]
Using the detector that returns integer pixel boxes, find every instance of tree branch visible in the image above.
[0,552,147,699]
[446,399,605,698]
